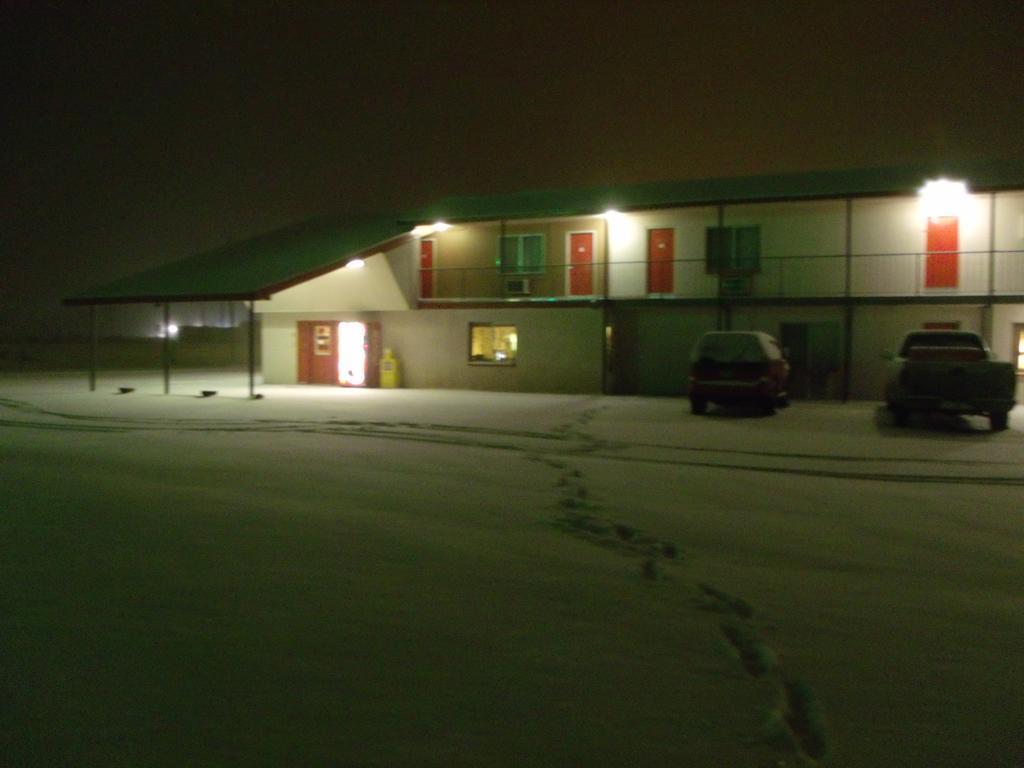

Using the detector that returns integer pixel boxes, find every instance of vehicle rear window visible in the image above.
[899,333,983,356]
[694,333,768,363]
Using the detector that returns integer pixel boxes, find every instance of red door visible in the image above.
[365,321,382,388]
[420,239,434,299]
[647,228,674,293]
[297,321,338,384]
[569,232,593,295]
[925,217,958,288]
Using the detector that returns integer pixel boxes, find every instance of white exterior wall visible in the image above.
[606,207,718,299]
[261,308,604,393]
[731,305,844,336]
[254,249,411,315]
[602,191,1017,300]
[261,310,378,384]
[994,191,1024,294]
[849,193,991,296]
[608,305,720,395]
[725,200,846,298]
[381,307,603,392]
[850,196,922,295]
[384,239,420,306]
[261,314,298,383]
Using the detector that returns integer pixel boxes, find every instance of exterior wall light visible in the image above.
[346,258,366,269]
[412,222,451,236]
[919,178,969,219]
[602,209,623,221]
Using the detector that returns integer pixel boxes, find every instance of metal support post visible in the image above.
[716,204,726,330]
[983,192,996,345]
[248,301,256,398]
[988,191,996,300]
[89,305,97,392]
[842,305,854,403]
[600,301,609,395]
[162,303,171,395]
[842,199,853,403]
[602,215,610,299]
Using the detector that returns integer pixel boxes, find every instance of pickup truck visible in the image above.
[884,330,1016,430]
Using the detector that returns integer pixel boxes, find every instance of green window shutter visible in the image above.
[500,236,518,273]
[522,235,544,272]
[706,227,733,272]
[499,234,545,274]
[707,226,759,272]
[705,228,719,272]
[735,226,760,271]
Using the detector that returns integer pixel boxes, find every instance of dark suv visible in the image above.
[689,331,790,415]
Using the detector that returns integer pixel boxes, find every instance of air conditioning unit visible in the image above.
[503,277,531,295]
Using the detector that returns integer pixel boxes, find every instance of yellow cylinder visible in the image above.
[379,348,401,388]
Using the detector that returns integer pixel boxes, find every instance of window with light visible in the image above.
[469,324,518,365]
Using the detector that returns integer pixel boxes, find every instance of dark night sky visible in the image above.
[3,0,1023,336]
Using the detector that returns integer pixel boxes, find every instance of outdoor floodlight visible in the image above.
[919,178,969,218]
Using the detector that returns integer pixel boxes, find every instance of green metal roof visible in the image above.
[65,159,1024,305]
[408,159,1024,223]
[64,215,410,305]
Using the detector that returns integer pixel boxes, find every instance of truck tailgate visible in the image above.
[900,361,1016,403]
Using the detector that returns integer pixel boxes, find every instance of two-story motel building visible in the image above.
[66,161,1024,401]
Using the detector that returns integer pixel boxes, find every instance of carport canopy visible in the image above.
[62,215,412,397]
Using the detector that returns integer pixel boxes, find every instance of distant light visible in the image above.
[919,179,969,218]
[165,323,179,338]
[346,258,366,269]
[432,221,451,232]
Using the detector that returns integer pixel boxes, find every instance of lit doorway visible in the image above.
[1014,324,1024,373]
[1014,323,1024,402]
[297,320,381,386]
[338,322,367,386]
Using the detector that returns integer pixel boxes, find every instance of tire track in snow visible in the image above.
[622,439,1021,467]
[2,397,1022,486]
[578,450,1024,486]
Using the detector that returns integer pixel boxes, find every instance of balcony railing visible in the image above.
[417,249,1024,302]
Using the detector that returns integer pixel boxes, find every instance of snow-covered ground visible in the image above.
[2,372,1022,767]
